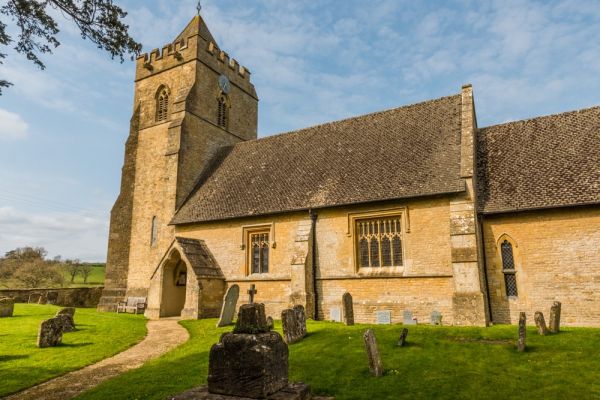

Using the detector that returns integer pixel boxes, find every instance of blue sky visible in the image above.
[0,0,599,261]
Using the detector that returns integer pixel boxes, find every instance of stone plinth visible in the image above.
[234,303,270,334]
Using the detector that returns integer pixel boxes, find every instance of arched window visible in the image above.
[150,216,158,247]
[156,87,170,122]
[217,94,228,128]
[249,230,269,274]
[500,239,518,297]
[356,216,403,268]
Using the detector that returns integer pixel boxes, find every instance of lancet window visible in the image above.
[501,240,518,297]
[156,87,169,122]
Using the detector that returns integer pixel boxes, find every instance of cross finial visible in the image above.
[196,0,202,15]
[247,284,257,304]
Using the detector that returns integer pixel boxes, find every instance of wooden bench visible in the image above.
[117,297,147,314]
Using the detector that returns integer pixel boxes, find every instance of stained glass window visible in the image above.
[249,231,269,274]
[356,216,403,268]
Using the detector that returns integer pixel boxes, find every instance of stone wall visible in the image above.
[1,287,103,308]
[483,206,600,327]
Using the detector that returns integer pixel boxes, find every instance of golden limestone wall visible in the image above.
[176,197,461,324]
[483,207,600,327]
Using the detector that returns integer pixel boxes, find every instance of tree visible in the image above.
[12,258,64,288]
[79,262,93,283]
[63,258,80,283]
[0,0,141,94]
[4,246,47,260]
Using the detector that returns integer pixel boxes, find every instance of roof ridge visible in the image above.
[243,92,461,145]
[480,103,600,131]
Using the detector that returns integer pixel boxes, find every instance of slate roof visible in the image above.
[477,106,600,213]
[172,94,465,224]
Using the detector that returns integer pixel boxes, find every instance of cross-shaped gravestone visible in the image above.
[247,284,257,304]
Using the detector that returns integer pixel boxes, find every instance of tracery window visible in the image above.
[150,216,158,247]
[249,230,269,274]
[156,87,169,122]
[501,240,518,297]
[217,94,228,128]
[356,217,403,268]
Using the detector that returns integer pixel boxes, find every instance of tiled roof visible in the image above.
[172,94,465,224]
[477,106,600,213]
[176,237,223,278]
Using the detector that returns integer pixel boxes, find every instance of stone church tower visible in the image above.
[98,16,258,311]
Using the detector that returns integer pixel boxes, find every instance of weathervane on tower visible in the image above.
[196,0,202,15]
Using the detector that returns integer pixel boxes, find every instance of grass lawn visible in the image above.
[0,304,147,397]
[76,319,600,400]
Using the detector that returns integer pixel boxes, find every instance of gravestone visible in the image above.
[281,305,307,344]
[216,284,240,328]
[363,329,384,377]
[534,311,548,335]
[403,310,417,325]
[0,297,14,318]
[46,291,59,305]
[549,301,561,333]
[376,310,392,325]
[38,317,64,348]
[329,306,341,322]
[342,292,354,326]
[28,292,43,304]
[56,307,76,317]
[267,316,274,330]
[517,312,526,352]
[55,313,75,332]
[397,328,409,347]
[430,311,442,325]
[208,302,289,398]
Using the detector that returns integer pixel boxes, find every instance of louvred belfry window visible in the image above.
[156,87,169,122]
[249,231,269,274]
[501,240,518,297]
[357,217,403,268]
[217,95,228,128]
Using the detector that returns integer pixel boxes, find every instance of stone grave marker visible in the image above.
[56,307,76,317]
[549,301,561,333]
[534,311,548,335]
[397,328,409,347]
[430,311,442,325]
[38,317,64,348]
[282,305,307,344]
[267,316,274,330]
[28,292,43,304]
[56,314,75,332]
[46,291,59,305]
[363,329,384,377]
[403,310,417,325]
[216,284,240,327]
[342,292,354,326]
[376,310,392,325]
[0,297,14,318]
[517,312,526,352]
[329,306,341,322]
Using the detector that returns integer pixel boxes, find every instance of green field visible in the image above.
[63,264,105,287]
[77,319,600,400]
[0,304,146,397]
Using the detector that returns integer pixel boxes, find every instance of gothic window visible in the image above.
[501,240,518,297]
[150,216,158,247]
[217,94,228,128]
[356,216,403,268]
[156,87,169,122]
[249,230,269,274]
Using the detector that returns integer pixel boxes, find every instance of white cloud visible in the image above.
[0,109,29,139]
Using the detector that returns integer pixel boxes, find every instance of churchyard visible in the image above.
[1,300,599,399]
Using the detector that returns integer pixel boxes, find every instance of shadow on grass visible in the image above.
[59,342,93,348]
[0,354,28,361]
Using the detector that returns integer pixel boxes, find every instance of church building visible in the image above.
[98,15,600,327]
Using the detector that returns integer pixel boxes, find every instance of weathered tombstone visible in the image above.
[363,329,384,377]
[282,305,307,344]
[403,310,417,325]
[46,291,59,305]
[397,328,409,347]
[28,292,43,304]
[517,312,526,352]
[329,306,341,322]
[534,311,548,335]
[549,301,562,333]
[376,310,392,325]
[0,297,14,318]
[342,292,354,326]
[216,284,240,328]
[430,311,442,325]
[56,314,75,332]
[208,302,289,398]
[38,317,64,348]
[266,316,274,330]
[56,307,76,317]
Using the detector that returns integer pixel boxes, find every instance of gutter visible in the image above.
[309,209,319,320]
[479,214,494,324]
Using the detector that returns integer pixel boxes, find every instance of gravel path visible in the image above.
[4,318,189,400]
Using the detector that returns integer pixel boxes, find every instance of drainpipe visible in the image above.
[309,209,319,320]
[479,214,494,324]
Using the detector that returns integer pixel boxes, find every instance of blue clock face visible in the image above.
[218,74,231,94]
